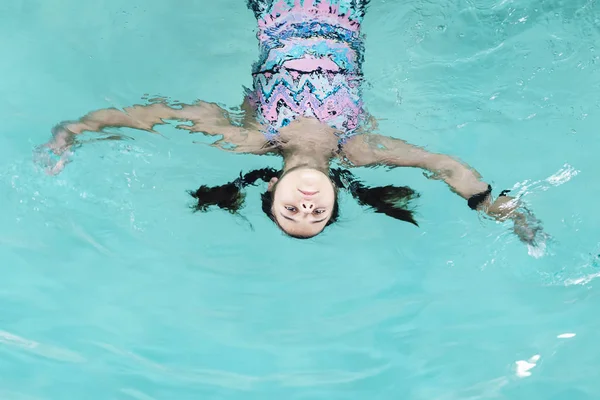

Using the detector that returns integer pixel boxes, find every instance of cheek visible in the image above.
[321,183,336,203]
[274,176,295,193]
[272,188,294,206]
[274,179,302,202]
[326,194,336,208]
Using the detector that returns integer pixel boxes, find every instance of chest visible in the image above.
[250,68,364,136]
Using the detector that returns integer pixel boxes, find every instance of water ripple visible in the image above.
[0,330,85,363]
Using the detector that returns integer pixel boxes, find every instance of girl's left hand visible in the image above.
[486,195,547,247]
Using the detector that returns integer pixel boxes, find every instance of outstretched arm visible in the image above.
[342,134,544,245]
[39,100,270,173]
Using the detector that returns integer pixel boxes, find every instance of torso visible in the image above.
[248,0,368,142]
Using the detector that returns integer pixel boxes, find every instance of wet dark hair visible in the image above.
[189,167,419,236]
[331,168,419,226]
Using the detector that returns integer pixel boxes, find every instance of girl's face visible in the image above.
[268,167,336,238]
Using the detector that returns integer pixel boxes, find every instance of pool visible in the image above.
[1,0,599,398]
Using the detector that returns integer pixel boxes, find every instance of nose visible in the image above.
[300,201,314,213]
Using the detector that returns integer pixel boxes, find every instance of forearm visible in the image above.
[416,155,518,218]
[417,153,490,200]
[61,103,187,135]
[50,101,242,151]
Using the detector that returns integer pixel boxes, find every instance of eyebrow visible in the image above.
[280,213,297,223]
[279,213,327,224]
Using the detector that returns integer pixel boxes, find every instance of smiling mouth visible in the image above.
[299,189,318,196]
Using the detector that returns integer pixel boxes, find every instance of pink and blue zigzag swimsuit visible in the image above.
[247,0,369,142]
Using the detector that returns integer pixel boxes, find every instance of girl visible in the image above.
[38,0,543,244]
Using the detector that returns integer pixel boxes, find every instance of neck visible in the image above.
[275,117,339,173]
[282,149,330,173]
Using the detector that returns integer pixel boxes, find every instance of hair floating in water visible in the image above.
[190,167,419,226]
[330,168,420,226]
[188,168,278,214]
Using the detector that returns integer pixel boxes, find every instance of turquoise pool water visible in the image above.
[1,0,599,398]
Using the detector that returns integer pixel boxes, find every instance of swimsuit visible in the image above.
[246,0,369,141]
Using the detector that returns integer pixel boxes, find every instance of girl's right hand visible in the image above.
[34,122,77,175]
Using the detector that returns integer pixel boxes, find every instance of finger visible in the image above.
[48,155,71,176]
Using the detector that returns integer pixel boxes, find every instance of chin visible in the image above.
[300,169,324,177]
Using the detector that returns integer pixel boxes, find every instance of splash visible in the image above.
[545,163,580,187]
[515,354,540,378]
[527,240,547,259]
[510,163,580,196]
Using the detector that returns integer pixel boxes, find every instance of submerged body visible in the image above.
[247,0,368,141]
[38,0,544,244]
